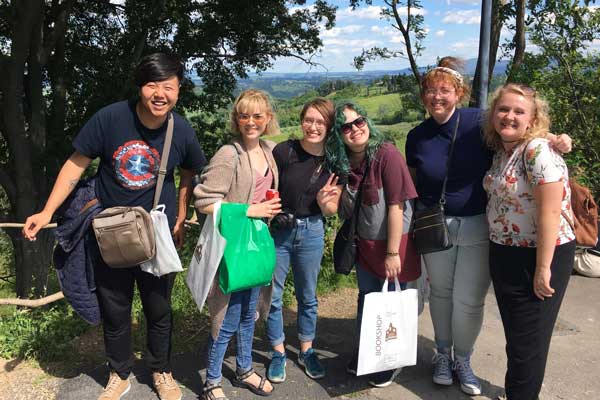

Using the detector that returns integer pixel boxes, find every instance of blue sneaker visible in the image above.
[298,348,325,379]
[267,350,286,383]
[453,354,482,395]
[432,351,453,386]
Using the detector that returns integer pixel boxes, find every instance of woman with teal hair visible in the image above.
[326,101,419,387]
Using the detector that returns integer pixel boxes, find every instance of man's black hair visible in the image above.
[134,53,184,87]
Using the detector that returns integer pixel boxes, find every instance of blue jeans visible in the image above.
[355,265,406,340]
[205,286,260,385]
[422,212,491,357]
[266,215,324,346]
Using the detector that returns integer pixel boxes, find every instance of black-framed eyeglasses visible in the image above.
[341,116,367,135]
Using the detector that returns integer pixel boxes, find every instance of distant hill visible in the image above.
[191,58,509,99]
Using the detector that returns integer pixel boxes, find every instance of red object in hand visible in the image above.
[266,189,279,201]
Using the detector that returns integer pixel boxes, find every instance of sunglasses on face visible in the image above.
[238,113,267,124]
[341,116,367,135]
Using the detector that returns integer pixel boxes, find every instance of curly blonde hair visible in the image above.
[230,89,280,136]
[420,56,471,103]
[483,83,551,151]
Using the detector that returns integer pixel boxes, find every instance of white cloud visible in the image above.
[446,0,480,5]
[390,36,405,44]
[321,25,364,38]
[394,6,427,17]
[337,6,383,20]
[322,47,345,56]
[323,38,379,48]
[338,4,426,20]
[288,4,315,14]
[442,9,481,24]
[450,37,480,55]
[585,39,600,52]
[436,30,446,38]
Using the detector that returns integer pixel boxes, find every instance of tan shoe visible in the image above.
[153,371,182,400]
[98,371,131,400]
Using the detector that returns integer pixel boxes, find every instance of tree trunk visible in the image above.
[1,0,53,298]
[391,0,422,85]
[8,229,54,298]
[507,0,526,81]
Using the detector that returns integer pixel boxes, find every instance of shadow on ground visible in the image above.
[54,305,505,400]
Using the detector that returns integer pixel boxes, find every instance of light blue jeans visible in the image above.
[422,212,491,358]
[266,215,324,346]
[205,286,260,385]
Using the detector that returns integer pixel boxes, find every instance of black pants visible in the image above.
[94,255,176,379]
[489,240,575,400]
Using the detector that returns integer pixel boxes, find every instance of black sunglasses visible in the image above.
[341,116,367,135]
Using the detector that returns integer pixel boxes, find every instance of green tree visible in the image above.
[0,0,336,298]
[350,0,425,85]
[509,0,600,197]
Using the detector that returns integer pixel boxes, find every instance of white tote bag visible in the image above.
[186,201,226,311]
[140,205,183,277]
[357,277,418,376]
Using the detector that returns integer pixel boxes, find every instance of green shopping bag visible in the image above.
[218,203,276,294]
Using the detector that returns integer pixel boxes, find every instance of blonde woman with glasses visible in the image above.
[194,89,281,400]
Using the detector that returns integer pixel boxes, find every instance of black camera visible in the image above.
[270,211,297,231]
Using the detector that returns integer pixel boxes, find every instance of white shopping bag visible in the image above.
[186,201,226,311]
[140,205,184,277]
[357,277,418,376]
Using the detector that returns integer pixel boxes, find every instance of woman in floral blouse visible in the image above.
[483,83,576,400]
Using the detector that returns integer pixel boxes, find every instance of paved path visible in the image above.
[56,274,599,400]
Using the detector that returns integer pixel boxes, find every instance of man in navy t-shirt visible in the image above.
[23,53,205,400]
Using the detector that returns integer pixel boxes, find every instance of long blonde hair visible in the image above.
[230,89,280,136]
[483,83,551,151]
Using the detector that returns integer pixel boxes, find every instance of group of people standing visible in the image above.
[22,53,575,400]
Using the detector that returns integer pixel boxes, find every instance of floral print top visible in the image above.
[483,138,575,247]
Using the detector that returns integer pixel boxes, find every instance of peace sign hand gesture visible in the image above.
[316,173,340,207]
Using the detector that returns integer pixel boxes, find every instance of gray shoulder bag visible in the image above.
[92,114,174,268]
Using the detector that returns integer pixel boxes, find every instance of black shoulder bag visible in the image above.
[333,161,370,275]
[412,114,460,255]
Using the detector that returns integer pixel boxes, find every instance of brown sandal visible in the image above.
[202,382,229,400]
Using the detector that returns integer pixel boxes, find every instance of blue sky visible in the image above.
[271,0,507,73]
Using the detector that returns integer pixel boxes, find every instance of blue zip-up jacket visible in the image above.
[53,178,102,325]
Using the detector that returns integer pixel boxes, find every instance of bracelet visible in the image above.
[386,252,399,256]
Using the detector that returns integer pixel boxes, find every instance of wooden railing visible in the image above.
[0,218,199,307]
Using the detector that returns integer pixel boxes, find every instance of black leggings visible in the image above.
[94,256,176,379]
[489,240,575,400]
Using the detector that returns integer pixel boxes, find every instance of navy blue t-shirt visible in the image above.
[405,107,493,216]
[73,100,206,227]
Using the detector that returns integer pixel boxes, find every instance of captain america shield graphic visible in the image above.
[113,140,161,189]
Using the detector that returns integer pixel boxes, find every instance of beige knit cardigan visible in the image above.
[193,136,279,339]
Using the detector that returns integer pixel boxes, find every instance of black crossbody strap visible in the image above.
[350,159,371,237]
[153,113,174,209]
[439,113,461,205]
